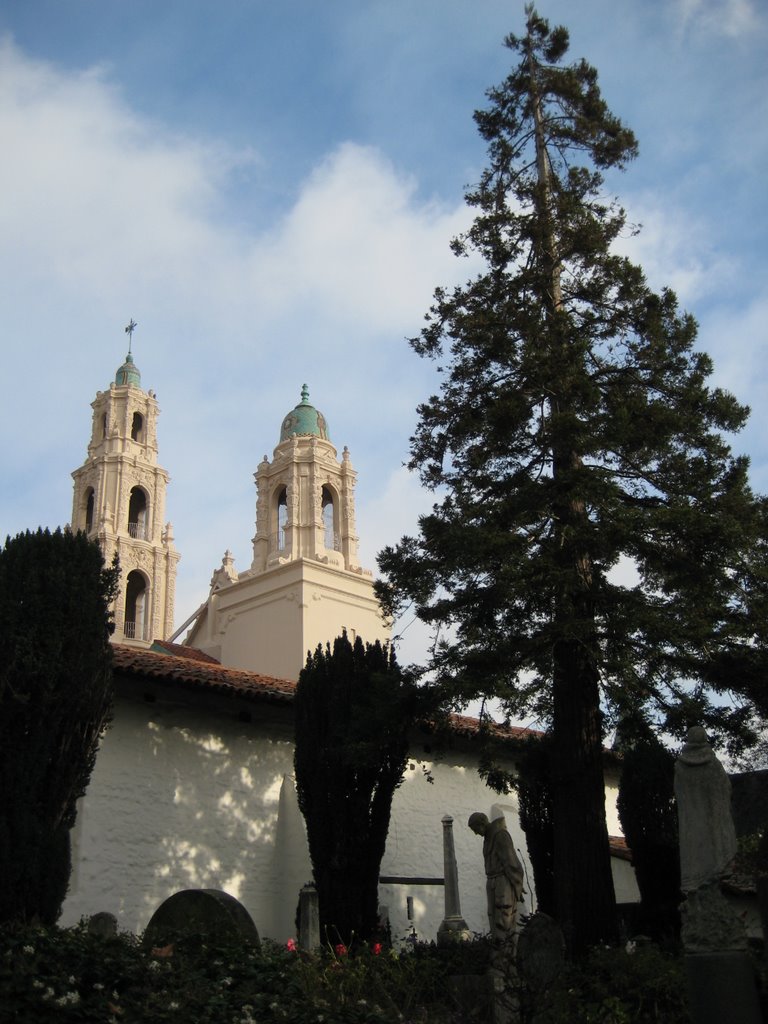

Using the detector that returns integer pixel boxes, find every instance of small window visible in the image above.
[131,412,144,441]
[101,413,108,439]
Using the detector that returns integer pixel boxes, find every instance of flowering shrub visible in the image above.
[0,921,708,1024]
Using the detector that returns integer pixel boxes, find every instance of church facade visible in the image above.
[62,347,638,942]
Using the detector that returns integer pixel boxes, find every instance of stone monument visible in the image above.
[437,815,471,945]
[674,727,761,1024]
[468,812,524,943]
[469,812,525,1024]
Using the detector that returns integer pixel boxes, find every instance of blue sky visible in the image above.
[1,0,766,670]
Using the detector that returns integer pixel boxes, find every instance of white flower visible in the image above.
[168,1002,179,1010]
[42,987,55,1000]
[625,940,637,955]
[68,975,76,984]
[22,945,35,955]
[221,976,233,986]
[93,982,104,991]
[55,992,81,1007]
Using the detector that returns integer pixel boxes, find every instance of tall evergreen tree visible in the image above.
[376,7,767,952]
[294,634,419,944]
[0,528,118,924]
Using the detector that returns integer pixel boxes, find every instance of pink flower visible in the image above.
[371,942,382,956]
[286,938,297,952]
[335,943,348,956]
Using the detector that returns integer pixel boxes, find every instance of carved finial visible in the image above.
[301,383,309,403]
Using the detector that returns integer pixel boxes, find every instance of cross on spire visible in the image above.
[125,318,137,354]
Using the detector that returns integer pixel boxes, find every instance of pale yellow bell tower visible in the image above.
[182,386,389,678]
[71,328,180,645]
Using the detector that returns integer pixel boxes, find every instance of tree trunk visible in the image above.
[552,634,618,953]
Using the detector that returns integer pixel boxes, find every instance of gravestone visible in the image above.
[298,883,320,951]
[516,913,564,1024]
[516,913,564,993]
[144,889,260,948]
[87,912,118,939]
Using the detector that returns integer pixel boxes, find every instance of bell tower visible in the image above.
[183,386,389,678]
[251,384,362,575]
[71,328,180,644]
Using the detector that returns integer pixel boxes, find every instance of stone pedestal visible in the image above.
[684,952,762,1024]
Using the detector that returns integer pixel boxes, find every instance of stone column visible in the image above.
[437,815,471,945]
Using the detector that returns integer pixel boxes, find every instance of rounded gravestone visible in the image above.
[144,889,260,948]
[516,913,565,993]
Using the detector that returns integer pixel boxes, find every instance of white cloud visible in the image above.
[250,142,471,334]
[674,0,762,38]
[0,38,471,656]
[615,193,729,305]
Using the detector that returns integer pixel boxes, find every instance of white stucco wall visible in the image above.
[63,684,637,943]
[64,691,311,940]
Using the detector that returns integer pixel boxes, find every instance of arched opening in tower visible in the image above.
[124,570,148,640]
[128,487,148,540]
[277,487,288,551]
[84,488,95,534]
[131,412,144,442]
[322,486,339,551]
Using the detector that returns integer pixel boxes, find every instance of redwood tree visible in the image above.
[376,7,767,953]
[0,528,117,923]
[294,633,419,944]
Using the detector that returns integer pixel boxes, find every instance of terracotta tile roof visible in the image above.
[111,644,541,743]
[149,639,221,663]
[112,643,297,704]
[442,712,541,743]
[609,836,632,861]
[112,645,615,764]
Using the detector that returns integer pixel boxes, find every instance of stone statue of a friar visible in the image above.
[469,812,525,941]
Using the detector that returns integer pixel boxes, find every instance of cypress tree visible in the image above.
[377,6,767,952]
[294,633,417,944]
[0,528,117,924]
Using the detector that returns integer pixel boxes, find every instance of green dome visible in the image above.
[115,352,141,387]
[279,385,330,442]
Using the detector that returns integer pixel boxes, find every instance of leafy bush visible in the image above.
[0,922,701,1024]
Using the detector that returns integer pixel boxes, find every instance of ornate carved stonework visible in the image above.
[71,354,178,645]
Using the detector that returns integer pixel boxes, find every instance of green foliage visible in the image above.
[294,632,426,943]
[0,923,699,1024]
[0,528,118,925]
[376,6,768,951]
[515,736,556,917]
[534,943,691,1024]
